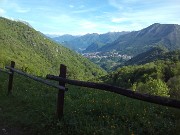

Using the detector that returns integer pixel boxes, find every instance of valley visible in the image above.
[0,17,106,80]
[82,51,132,71]
[0,16,180,135]
[50,23,180,71]
[82,51,132,59]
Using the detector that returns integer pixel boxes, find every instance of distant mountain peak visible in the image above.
[152,23,160,25]
[98,23,180,55]
[50,31,129,52]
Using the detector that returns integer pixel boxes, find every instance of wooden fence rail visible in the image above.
[7,61,15,95]
[5,66,66,91]
[3,61,67,119]
[0,68,12,75]
[46,74,180,109]
[0,61,180,119]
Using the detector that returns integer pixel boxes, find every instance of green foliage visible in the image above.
[0,17,180,135]
[125,46,180,66]
[83,41,106,52]
[167,76,180,99]
[102,60,180,99]
[125,46,168,65]
[103,62,160,87]
[90,56,126,72]
[0,17,106,80]
[0,72,179,135]
[133,79,169,97]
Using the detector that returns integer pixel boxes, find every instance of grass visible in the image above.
[0,72,180,135]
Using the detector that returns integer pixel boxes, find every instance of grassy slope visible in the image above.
[0,17,106,80]
[0,72,179,135]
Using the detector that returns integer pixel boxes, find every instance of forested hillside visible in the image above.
[0,17,106,80]
[98,23,180,55]
[102,60,180,99]
[124,46,180,65]
[52,32,128,52]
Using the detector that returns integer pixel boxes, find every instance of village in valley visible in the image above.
[82,51,132,60]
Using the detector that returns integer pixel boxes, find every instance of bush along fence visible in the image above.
[0,61,180,119]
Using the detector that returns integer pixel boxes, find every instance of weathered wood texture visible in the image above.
[0,68,12,74]
[57,64,67,119]
[5,66,65,91]
[7,61,15,95]
[46,74,180,109]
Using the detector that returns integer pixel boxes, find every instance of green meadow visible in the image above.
[0,72,179,135]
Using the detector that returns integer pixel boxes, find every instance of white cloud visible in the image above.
[72,8,97,14]
[110,0,180,24]
[13,4,30,13]
[108,0,124,9]
[2,2,30,13]
[108,0,180,30]
[111,17,129,23]
[47,14,76,24]
[79,21,98,29]
[22,0,180,35]
[79,5,85,8]
[69,5,74,8]
[16,8,30,13]
[0,8,5,15]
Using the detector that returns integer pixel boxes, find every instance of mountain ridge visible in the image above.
[98,23,180,56]
[125,46,180,66]
[51,32,129,52]
[0,17,106,80]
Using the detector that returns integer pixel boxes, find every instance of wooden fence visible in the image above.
[0,61,180,119]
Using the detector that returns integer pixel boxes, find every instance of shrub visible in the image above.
[167,76,180,99]
[133,79,169,97]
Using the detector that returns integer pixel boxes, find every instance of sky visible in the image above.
[0,0,180,35]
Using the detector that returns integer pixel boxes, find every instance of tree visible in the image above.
[133,79,169,97]
[167,76,180,99]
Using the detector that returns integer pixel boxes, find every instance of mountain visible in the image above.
[98,23,180,56]
[0,17,106,80]
[125,46,180,66]
[53,34,78,42]
[52,34,79,50]
[51,32,129,52]
[83,42,105,53]
[51,33,98,52]
[83,32,129,53]
[125,46,168,65]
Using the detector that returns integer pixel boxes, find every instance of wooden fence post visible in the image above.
[8,61,15,95]
[57,64,67,119]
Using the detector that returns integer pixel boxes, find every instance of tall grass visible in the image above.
[0,72,179,135]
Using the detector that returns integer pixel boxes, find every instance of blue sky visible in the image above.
[0,0,180,35]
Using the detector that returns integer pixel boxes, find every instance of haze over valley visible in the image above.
[48,23,180,71]
[0,0,180,134]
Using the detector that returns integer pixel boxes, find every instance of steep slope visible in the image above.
[99,23,180,55]
[83,41,105,52]
[0,17,106,80]
[125,46,180,66]
[125,46,169,65]
[83,32,129,53]
[52,33,99,51]
[52,34,79,50]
